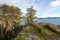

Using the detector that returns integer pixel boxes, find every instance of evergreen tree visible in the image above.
[26,6,36,25]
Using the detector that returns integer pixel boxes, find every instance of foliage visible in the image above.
[0,4,22,40]
[17,33,30,40]
[26,6,36,25]
[0,4,22,33]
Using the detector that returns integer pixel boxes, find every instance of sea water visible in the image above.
[21,18,60,25]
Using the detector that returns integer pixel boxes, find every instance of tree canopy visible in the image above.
[0,4,22,33]
[26,6,36,25]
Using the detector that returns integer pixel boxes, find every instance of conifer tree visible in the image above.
[26,6,36,25]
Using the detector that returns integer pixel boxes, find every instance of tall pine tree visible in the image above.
[26,6,36,25]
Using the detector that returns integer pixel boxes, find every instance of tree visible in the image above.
[0,4,22,39]
[26,6,36,25]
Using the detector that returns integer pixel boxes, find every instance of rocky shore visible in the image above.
[14,23,60,40]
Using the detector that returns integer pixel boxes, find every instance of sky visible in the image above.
[0,0,60,18]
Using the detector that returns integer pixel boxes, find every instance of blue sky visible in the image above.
[0,0,60,18]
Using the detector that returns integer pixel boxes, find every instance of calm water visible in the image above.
[34,18,60,25]
[21,18,60,25]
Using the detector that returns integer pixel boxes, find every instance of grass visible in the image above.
[17,32,30,40]
[0,23,60,40]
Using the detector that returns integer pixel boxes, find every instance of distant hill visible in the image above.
[37,17,60,19]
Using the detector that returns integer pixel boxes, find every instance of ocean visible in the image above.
[21,18,60,25]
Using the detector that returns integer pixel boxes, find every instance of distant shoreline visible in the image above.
[37,17,60,19]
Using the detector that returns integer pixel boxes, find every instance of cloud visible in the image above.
[14,0,36,8]
[50,0,60,7]
[0,0,40,13]
[0,0,17,6]
[0,0,60,17]
[14,0,41,14]
[45,0,60,15]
